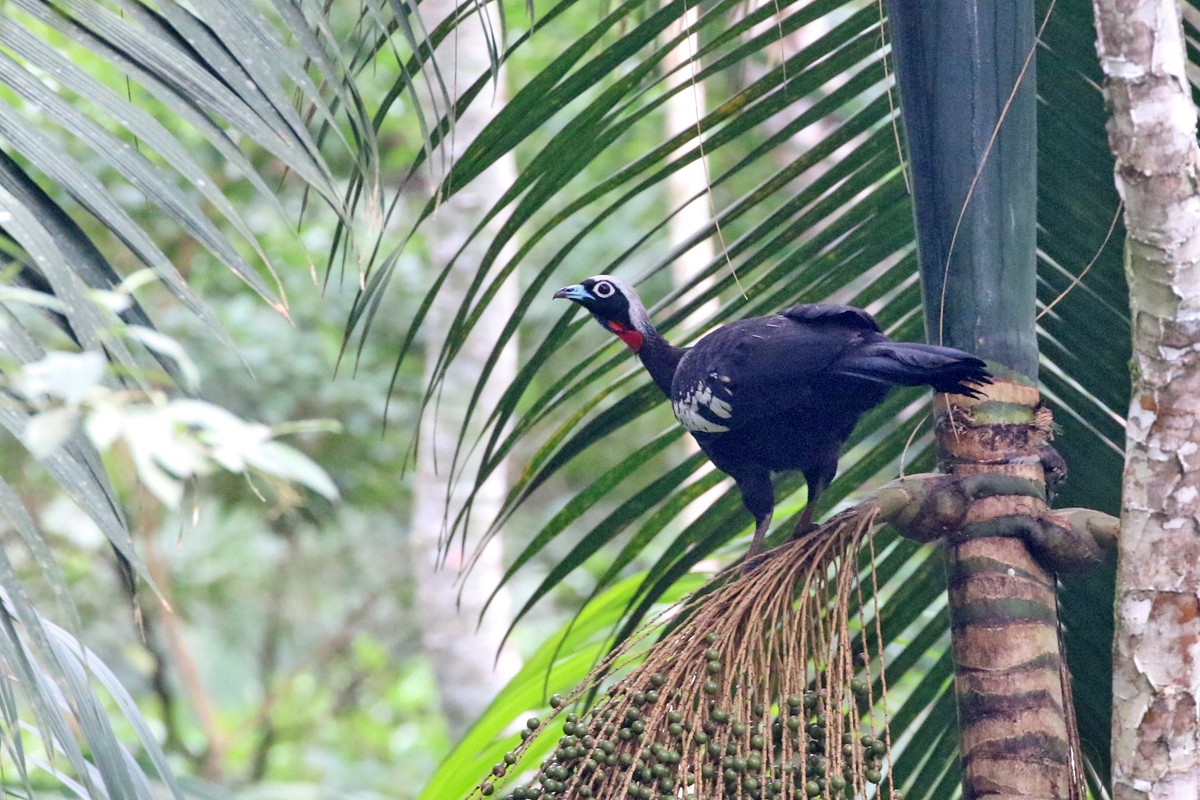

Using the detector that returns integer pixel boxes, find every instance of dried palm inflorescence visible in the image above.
[475,509,903,800]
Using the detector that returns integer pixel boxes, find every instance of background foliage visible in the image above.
[0,0,1150,797]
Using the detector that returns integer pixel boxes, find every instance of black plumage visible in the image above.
[554,275,991,564]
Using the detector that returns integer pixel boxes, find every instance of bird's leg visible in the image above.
[792,502,815,538]
[792,474,830,539]
[742,512,773,574]
[736,469,775,574]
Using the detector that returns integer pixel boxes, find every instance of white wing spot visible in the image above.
[673,381,733,432]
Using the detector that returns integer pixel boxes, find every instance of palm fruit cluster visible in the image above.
[472,513,897,800]
[474,633,901,800]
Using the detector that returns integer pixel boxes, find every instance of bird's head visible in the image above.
[554,275,651,352]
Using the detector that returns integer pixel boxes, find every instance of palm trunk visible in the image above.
[1091,1,1200,796]
[885,2,1082,798]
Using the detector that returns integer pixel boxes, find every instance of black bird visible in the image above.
[554,275,991,563]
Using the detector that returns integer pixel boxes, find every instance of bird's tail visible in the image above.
[835,342,992,397]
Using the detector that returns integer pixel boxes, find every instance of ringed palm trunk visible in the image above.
[886,2,1082,798]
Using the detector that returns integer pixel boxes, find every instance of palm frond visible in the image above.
[0,476,179,798]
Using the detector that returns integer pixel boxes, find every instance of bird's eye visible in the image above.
[592,280,615,298]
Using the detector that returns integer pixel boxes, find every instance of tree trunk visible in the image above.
[662,4,724,530]
[410,0,521,743]
[1092,1,1200,797]
[885,1,1083,797]
[663,2,716,301]
[934,382,1078,800]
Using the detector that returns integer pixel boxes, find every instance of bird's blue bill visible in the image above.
[553,284,592,301]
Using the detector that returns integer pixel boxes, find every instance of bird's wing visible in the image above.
[778,303,882,333]
[670,306,879,433]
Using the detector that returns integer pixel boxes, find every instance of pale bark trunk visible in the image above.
[410,0,521,743]
[663,3,716,312]
[1092,1,1200,797]
[662,5,726,532]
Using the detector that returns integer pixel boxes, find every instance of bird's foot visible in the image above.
[740,515,772,575]
[790,504,816,539]
[790,522,816,540]
[739,549,771,576]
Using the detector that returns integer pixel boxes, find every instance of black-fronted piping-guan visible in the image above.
[554,275,991,564]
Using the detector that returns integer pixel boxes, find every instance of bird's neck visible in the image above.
[604,308,682,397]
[635,326,683,397]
